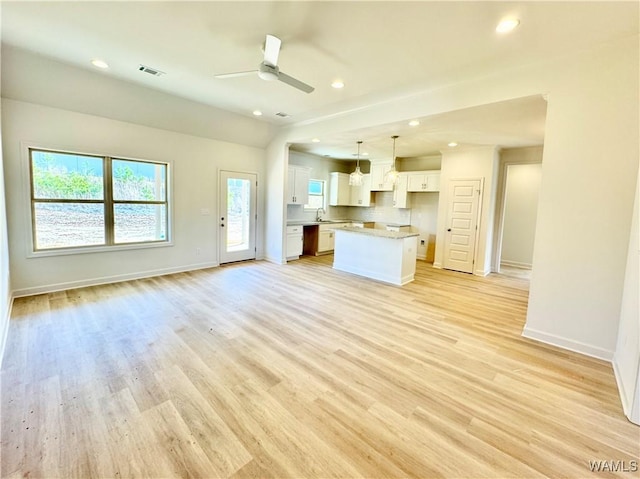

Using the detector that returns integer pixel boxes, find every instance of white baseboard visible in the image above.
[432,262,442,269]
[501,260,533,269]
[612,357,631,418]
[12,261,219,298]
[522,325,614,361]
[264,254,286,265]
[474,268,490,277]
[612,356,640,425]
[0,292,15,369]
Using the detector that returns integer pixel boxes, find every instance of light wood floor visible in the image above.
[1,256,638,478]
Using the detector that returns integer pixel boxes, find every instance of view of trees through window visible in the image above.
[30,150,168,250]
[305,179,325,210]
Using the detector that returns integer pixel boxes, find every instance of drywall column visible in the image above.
[434,146,499,276]
[524,38,639,360]
[613,169,640,425]
[264,137,288,264]
[0,2,12,366]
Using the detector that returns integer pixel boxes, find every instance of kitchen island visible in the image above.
[333,227,419,285]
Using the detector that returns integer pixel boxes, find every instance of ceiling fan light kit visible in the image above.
[215,34,314,94]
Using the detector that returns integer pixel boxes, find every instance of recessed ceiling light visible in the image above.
[311,138,321,143]
[496,18,520,34]
[362,152,369,156]
[448,142,458,147]
[331,80,345,89]
[252,110,263,116]
[408,120,420,127]
[91,59,109,69]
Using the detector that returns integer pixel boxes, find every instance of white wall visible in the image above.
[266,34,639,363]
[523,37,639,360]
[2,99,266,295]
[435,146,499,276]
[287,150,352,222]
[501,163,542,268]
[2,46,275,149]
[0,3,12,365]
[613,169,640,424]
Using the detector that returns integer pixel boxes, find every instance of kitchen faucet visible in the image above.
[316,208,324,222]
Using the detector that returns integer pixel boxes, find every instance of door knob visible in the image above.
[221,223,225,227]
[447,228,452,232]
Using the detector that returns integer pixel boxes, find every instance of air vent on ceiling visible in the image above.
[275,112,290,118]
[138,64,165,77]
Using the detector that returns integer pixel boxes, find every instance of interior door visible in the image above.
[219,171,257,264]
[443,179,482,273]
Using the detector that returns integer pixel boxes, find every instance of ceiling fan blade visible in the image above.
[278,71,314,93]
[264,34,281,67]
[214,70,257,79]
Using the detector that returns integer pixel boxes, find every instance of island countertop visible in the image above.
[337,226,419,240]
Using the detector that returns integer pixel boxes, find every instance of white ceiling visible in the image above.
[290,95,548,159]
[2,1,637,158]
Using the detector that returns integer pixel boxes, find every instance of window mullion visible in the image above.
[104,157,114,245]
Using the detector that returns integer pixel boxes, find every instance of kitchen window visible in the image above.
[305,179,325,210]
[29,148,169,253]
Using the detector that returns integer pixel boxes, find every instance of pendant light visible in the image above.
[385,135,400,186]
[349,140,364,186]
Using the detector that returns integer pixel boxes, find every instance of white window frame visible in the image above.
[24,144,173,257]
[304,178,326,211]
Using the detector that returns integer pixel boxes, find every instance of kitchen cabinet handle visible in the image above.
[447,228,452,232]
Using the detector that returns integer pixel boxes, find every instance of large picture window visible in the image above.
[29,148,169,252]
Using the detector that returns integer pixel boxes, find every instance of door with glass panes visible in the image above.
[219,171,257,264]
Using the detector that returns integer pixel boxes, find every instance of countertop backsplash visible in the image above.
[349,192,411,225]
[286,192,410,225]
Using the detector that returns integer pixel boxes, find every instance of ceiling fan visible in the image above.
[214,34,315,94]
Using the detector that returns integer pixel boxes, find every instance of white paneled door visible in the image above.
[219,171,257,264]
[443,179,482,274]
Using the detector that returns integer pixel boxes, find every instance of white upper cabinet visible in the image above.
[288,165,311,204]
[350,174,372,207]
[406,171,441,192]
[369,162,394,191]
[393,173,410,208]
[329,172,351,206]
[329,172,371,207]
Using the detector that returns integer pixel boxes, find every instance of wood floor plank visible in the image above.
[2,256,638,478]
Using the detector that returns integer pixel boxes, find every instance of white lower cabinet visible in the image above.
[286,225,303,260]
[317,223,352,254]
[318,229,335,253]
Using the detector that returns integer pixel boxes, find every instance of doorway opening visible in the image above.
[494,153,543,279]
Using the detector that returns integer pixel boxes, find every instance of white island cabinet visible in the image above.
[333,227,419,285]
